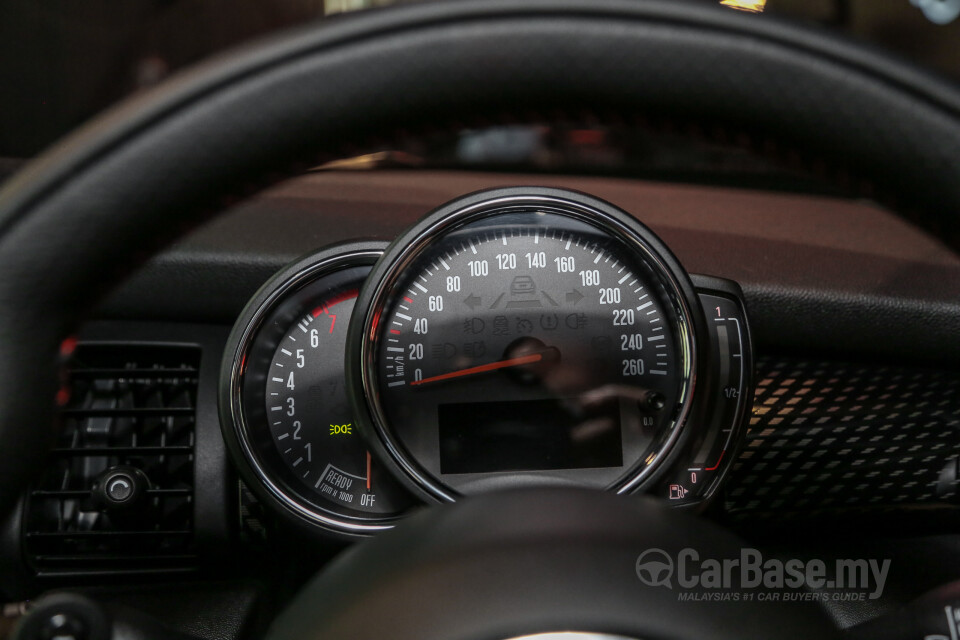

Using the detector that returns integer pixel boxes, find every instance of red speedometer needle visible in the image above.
[410,353,544,387]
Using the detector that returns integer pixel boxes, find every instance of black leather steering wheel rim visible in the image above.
[266,488,841,640]
[0,3,959,635]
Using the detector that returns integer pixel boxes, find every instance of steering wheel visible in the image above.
[2,1,959,638]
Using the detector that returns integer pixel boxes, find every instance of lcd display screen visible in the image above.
[438,398,623,474]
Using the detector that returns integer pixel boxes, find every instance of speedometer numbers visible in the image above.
[221,243,414,537]
[379,227,679,494]
[350,188,710,502]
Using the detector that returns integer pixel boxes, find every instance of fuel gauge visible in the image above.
[658,279,753,506]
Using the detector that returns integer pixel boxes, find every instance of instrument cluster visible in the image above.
[220,187,752,536]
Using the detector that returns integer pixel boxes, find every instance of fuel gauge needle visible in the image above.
[410,352,544,387]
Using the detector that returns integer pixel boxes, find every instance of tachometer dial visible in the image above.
[221,242,415,536]
[349,188,706,502]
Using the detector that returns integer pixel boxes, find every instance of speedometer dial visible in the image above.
[349,188,705,502]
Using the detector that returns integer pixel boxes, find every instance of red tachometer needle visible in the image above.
[410,352,544,387]
[366,451,372,491]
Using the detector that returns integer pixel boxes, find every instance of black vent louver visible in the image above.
[24,344,201,576]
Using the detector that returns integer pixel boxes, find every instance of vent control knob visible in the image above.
[92,466,149,508]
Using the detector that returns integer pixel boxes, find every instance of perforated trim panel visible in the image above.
[725,356,960,517]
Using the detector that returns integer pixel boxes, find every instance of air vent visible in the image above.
[24,343,201,576]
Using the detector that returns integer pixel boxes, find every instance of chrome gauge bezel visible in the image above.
[349,188,705,503]
[220,242,409,536]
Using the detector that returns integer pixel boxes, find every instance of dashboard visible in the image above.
[2,168,960,636]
